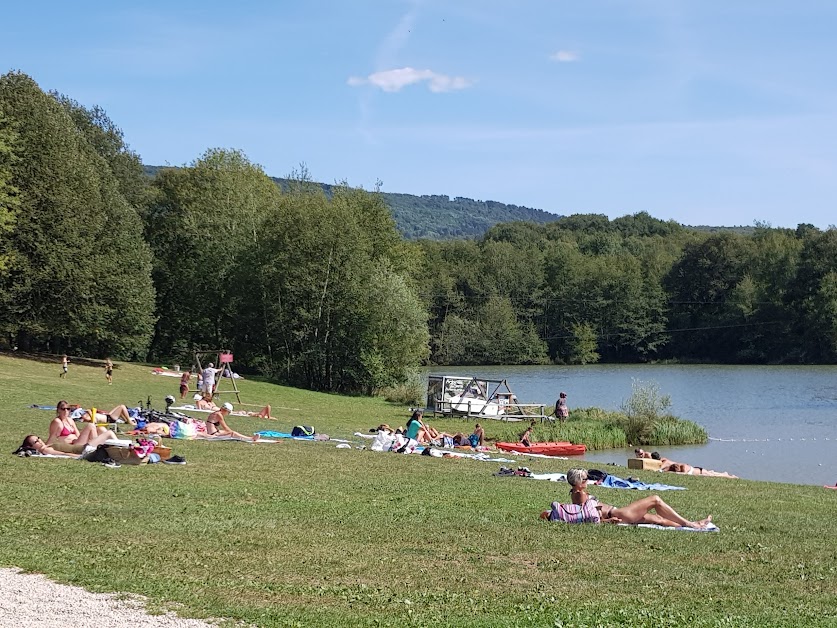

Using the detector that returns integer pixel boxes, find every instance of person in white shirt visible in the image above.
[201,363,218,395]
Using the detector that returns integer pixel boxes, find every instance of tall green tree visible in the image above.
[54,95,148,211]
[0,71,154,356]
[0,106,20,273]
[250,182,428,391]
[787,228,837,361]
[664,233,750,360]
[145,148,281,361]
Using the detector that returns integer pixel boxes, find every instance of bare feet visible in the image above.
[252,434,261,442]
[692,515,713,529]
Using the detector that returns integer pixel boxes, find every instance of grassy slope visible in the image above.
[0,354,834,627]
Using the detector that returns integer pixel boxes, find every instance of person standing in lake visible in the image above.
[555,392,569,423]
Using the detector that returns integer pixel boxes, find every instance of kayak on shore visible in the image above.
[496,441,587,456]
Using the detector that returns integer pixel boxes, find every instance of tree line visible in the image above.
[416,215,837,365]
[1,71,836,397]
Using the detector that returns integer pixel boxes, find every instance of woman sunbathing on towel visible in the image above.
[203,403,260,441]
[195,393,219,411]
[47,400,120,450]
[15,434,78,457]
[662,461,738,478]
[76,404,135,425]
[244,405,273,419]
[541,467,713,529]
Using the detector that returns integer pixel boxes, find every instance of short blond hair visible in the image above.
[566,467,588,487]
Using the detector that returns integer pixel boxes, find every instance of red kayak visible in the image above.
[496,441,586,456]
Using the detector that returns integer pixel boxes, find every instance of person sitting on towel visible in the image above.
[47,400,120,451]
[540,467,713,529]
[204,403,259,441]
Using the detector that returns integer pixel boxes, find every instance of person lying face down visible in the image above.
[540,467,713,528]
[662,461,738,478]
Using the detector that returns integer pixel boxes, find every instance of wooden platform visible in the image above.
[627,458,662,470]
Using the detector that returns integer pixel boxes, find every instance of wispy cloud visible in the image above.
[550,50,579,63]
[348,67,474,93]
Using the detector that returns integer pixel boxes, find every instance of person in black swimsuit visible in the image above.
[204,403,259,441]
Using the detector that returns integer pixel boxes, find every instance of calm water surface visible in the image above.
[427,365,837,486]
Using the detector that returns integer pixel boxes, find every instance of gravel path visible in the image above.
[0,568,217,627]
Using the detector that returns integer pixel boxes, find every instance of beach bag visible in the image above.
[291,425,315,437]
[548,500,601,524]
[587,469,608,483]
[83,444,112,463]
[170,420,197,439]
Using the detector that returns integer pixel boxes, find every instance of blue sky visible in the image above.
[4,0,837,228]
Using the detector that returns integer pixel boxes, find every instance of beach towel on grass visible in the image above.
[618,523,719,532]
[528,472,685,491]
[170,405,250,416]
[600,475,686,491]
[204,435,277,442]
[256,430,314,440]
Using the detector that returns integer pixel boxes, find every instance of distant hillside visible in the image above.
[143,165,561,240]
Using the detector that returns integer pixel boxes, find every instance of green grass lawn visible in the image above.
[1,354,835,627]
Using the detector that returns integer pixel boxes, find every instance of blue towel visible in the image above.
[600,474,685,491]
[255,430,314,440]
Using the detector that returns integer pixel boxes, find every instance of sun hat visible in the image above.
[222,402,233,412]
[193,393,202,401]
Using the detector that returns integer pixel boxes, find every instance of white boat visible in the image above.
[426,375,536,420]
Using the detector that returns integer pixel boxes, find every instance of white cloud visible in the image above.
[348,67,474,93]
[550,50,579,62]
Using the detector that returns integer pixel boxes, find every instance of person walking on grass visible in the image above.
[179,369,192,398]
[104,358,113,385]
[59,355,69,379]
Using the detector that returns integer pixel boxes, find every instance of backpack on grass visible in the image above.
[291,425,315,437]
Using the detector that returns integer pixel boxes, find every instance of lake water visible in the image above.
[426,364,837,486]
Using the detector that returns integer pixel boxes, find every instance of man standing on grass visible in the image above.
[201,362,218,395]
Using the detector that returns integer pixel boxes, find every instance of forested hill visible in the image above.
[143,165,562,239]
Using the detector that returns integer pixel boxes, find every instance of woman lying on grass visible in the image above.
[46,400,120,450]
[14,434,77,457]
[541,467,713,528]
[636,449,738,478]
[74,404,135,425]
